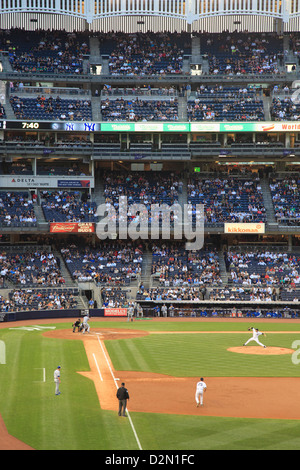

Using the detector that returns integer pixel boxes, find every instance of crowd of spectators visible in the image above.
[136,286,202,302]
[102,171,180,227]
[101,85,177,97]
[225,248,300,286]
[101,97,178,121]
[61,242,143,285]
[187,176,266,225]
[269,175,300,225]
[10,94,92,121]
[102,31,190,76]
[188,85,264,121]
[209,286,277,302]
[0,249,65,286]
[101,287,129,308]
[1,161,33,175]
[270,97,300,120]
[200,32,282,75]
[288,32,300,64]
[37,161,90,176]
[2,288,78,312]
[138,304,299,318]
[2,134,92,149]
[0,191,37,227]
[5,29,89,74]
[151,243,222,287]
[40,190,97,223]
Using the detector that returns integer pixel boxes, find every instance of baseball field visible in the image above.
[1,317,300,451]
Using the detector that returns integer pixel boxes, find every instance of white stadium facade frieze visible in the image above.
[2,0,300,32]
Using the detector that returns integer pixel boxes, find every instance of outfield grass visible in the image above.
[105,331,300,377]
[0,320,300,450]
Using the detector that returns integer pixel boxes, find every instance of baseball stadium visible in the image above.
[2,0,300,453]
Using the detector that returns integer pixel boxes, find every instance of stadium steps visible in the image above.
[201,57,209,74]
[78,293,89,309]
[262,95,271,121]
[4,95,16,120]
[88,36,103,74]
[1,281,14,292]
[179,177,187,207]
[283,33,297,67]
[182,56,191,74]
[218,248,229,286]
[177,95,187,121]
[83,58,90,74]
[100,57,110,75]
[191,36,201,64]
[128,286,138,301]
[0,289,10,300]
[260,177,277,225]
[140,249,153,289]
[197,36,209,74]
[34,204,48,228]
[93,173,105,206]
[91,95,102,121]
[0,53,13,72]
[89,36,101,61]
[53,249,77,287]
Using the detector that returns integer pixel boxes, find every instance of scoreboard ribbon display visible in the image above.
[2,120,300,133]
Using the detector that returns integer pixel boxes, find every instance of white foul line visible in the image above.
[34,368,46,383]
[93,353,103,382]
[96,335,143,451]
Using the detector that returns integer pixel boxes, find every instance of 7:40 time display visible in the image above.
[22,122,40,129]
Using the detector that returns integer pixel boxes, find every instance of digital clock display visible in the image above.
[3,121,51,130]
[22,122,40,129]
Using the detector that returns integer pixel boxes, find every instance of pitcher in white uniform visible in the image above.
[243,327,266,348]
[195,378,207,407]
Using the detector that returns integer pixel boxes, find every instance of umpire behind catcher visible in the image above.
[116,382,130,417]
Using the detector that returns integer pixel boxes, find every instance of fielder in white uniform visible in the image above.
[243,327,266,348]
[54,366,61,395]
[127,303,134,322]
[195,378,207,407]
[82,314,90,333]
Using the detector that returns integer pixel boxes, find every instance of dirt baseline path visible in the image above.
[42,327,300,421]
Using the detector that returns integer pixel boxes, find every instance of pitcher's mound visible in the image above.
[228,346,294,355]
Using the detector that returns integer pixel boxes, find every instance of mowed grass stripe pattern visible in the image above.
[105,332,300,377]
[0,329,140,450]
[110,320,300,333]
[131,413,300,450]
[1,321,300,450]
